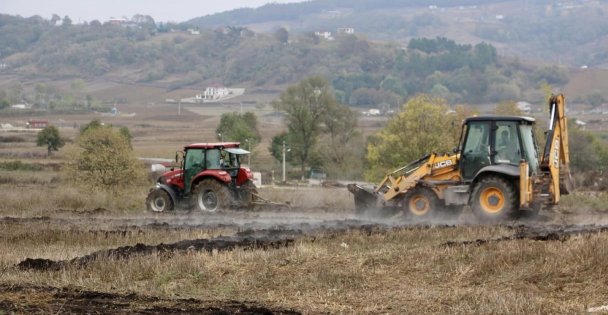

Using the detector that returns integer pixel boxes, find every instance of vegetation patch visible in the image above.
[0,160,43,171]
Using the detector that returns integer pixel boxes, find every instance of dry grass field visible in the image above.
[0,96,607,314]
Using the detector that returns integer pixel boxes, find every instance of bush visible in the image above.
[63,126,147,193]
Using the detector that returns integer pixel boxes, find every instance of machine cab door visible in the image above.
[184,148,205,193]
[460,121,491,180]
[493,121,523,165]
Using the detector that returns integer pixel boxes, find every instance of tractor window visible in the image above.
[494,121,521,165]
[205,149,221,169]
[184,148,204,193]
[185,149,204,170]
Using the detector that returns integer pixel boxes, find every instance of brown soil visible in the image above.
[0,283,300,314]
[442,224,608,247]
[16,235,296,271]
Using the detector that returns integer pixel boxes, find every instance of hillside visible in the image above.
[189,0,608,68]
[0,12,578,111]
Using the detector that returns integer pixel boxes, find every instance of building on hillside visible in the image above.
[26,120,48,129]
[314,31,333,40]
[188,28,200,35]
[516,101,532,112]
[337,27,355,35]
[107,18,128,25]
[195,86,230,101]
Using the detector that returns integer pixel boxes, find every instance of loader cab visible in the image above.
[459,116,539,180]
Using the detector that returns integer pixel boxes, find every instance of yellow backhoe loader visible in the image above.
[347,94,573,221]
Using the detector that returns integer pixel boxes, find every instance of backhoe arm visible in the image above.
[540,94,572,203]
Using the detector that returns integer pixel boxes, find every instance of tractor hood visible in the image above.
[225,148,250,155]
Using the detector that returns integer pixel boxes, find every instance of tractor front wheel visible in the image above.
[403,187,439,220]
[471,176,517,222]
[193,179,233,212]
[146,189,174,212]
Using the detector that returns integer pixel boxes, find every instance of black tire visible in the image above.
[471,176,517,222]
[192,179,233,212]
[403,187,439,220]
[146,189,174,212]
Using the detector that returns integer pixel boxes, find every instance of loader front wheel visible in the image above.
[403,187,438,219]
[193,179,233,212]
[471,176,517,222]
[146,189,174,212]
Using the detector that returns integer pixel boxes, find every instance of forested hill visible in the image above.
[188,0,507,27]
[0,13,568,106]
[189,0,608,68]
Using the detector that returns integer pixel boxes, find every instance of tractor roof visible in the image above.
[464,115,535,124]
[185,142,240,150]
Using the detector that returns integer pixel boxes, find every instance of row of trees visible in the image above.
[1,13,572,105]
[0,80,107,112]
[213,77,363,180]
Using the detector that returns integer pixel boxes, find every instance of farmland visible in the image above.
[0,99,607,314]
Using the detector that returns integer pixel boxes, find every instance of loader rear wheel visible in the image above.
[146,189,174,212]
[193,179,233,212]
[403,187,438,219]
[471,176,517,222]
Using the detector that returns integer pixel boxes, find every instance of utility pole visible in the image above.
[178,100,181,116]
[282,140,286,182]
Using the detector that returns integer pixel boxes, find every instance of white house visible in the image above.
[337,27,355,35]
[516,101,531,112]
[195,86,230,101]
[314,31,333,40]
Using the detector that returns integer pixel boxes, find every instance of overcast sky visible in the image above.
[1,0,304,23]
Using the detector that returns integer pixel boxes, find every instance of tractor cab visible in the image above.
[181,142,251,193]
[459,116,539,181]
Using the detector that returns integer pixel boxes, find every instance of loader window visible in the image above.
[461,121,490,179]
[520,124,539,173]
[494,122,521,165]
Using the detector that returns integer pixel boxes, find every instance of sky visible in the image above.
[1,0,304,23]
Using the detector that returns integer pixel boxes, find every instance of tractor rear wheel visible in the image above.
[193,179,233,212]
[146,189,174,212]
[403,187,439,220]
[471,176,517,222]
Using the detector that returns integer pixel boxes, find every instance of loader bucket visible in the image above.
[347,183,380,214]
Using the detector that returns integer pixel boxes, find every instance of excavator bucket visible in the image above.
[347,183,380,214]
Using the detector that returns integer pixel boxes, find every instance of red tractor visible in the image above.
[146,142,257,212]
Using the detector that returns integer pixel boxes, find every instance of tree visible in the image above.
[494,100,523,115]
[272,77,339,177]
[215,112,261,146]
[64,126,145,192]
[316,104,364,179]
[36,125,65,156]
[274,27,289,44]
[365,95,458,181]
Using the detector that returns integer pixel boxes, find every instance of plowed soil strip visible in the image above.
[442,224,608,247]
[16,235,295,271]
[0,283,300,314]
